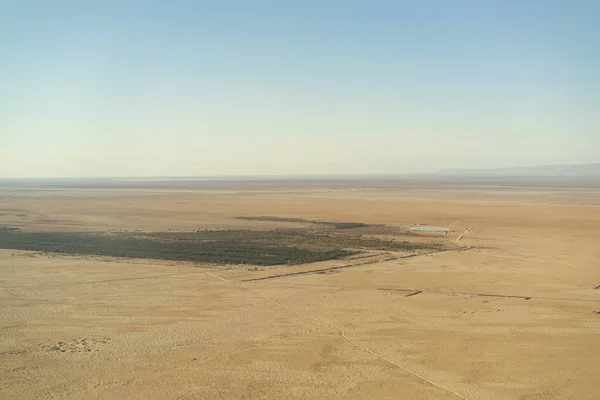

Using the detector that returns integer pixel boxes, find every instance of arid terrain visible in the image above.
[1,179,599,399]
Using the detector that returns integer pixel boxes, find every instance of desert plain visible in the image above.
[1,178,599,399]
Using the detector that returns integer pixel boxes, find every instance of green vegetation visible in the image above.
[0,224,438,266]
[0,226,20,231]
[143,229,431,252]
[0,231,353,266]
[235,216,370,229]
[327,222,370,229]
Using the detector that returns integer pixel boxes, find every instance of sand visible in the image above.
[1,181,599,399]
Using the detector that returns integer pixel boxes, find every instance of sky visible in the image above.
[1,0,599,177]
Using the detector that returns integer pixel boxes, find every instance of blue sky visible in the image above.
[1,0,598,177]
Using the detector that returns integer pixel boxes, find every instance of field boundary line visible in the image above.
[206,272,230,282]
[567,347,600,381]
[242,246,472,283]
[204,271,467,399]
[242,283,468,400]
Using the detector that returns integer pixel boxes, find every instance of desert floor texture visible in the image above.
[1,180,599,399]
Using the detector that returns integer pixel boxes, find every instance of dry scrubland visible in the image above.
[1,180,600,399]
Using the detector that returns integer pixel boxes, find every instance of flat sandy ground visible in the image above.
[1,181,599,399]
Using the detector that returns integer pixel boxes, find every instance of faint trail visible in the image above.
[376,287,600,303]
[448,220,460,229]
[243,246,472,283]
[204,271,466,398]
[445,220,470,246]
[330,286,345,294]
[204,270,599,304]
[206,272,230,282]
[0,271,201,289]
[263,283,600,303]
[241,280,467,400]
[567,347,600,381]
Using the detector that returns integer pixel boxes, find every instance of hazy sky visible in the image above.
[1,1,599,177]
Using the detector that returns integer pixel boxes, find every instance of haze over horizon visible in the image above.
[2,1,599,178]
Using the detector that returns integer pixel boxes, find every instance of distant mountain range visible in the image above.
[438,163,600,177]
